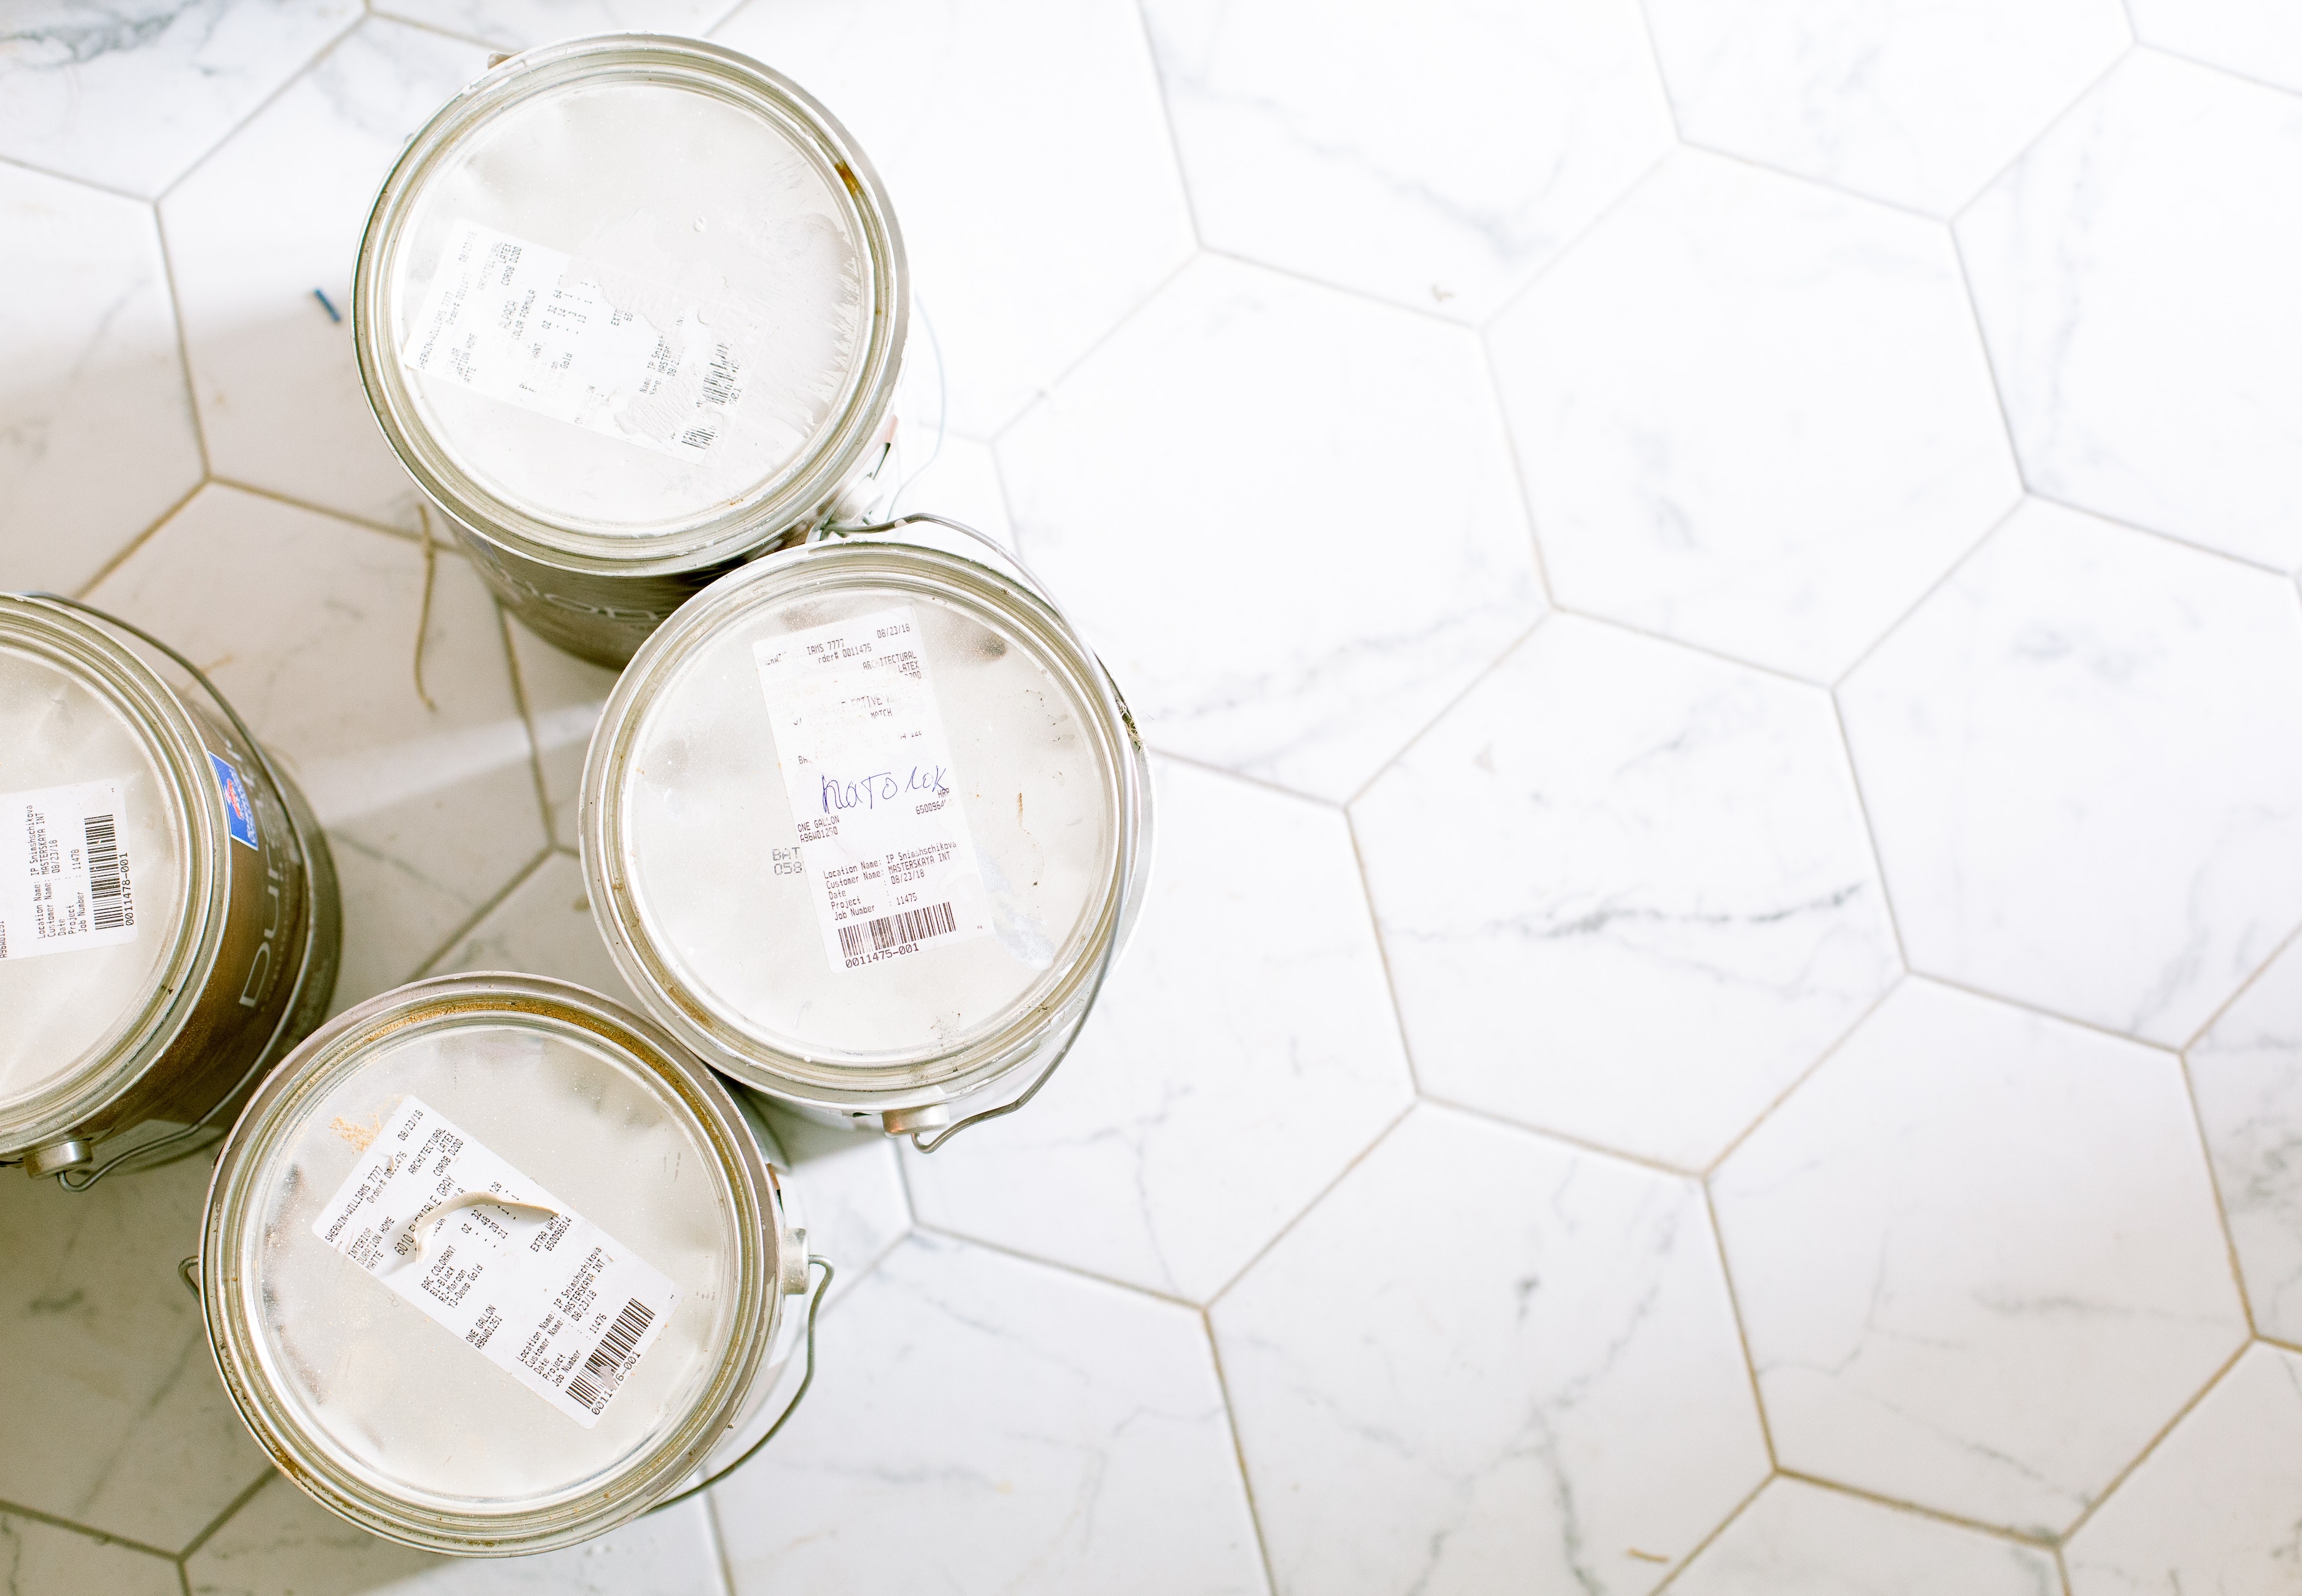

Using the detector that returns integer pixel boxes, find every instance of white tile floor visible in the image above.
[4,2,2302,1592]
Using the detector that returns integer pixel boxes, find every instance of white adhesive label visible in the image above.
[400,221,743,464]
[311,1096,681,1429]
[754,605,992,973]
[0,779,137,961]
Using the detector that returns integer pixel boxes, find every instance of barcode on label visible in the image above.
[838,900,958,961]
[567,1297,656,1415]
[701,344,740,408]
[83,814,125,931]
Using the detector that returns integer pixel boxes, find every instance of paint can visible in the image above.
[580,516,1152,1148]
[0,594,341,1183]
[197,973,822,1554]
[352,34,908,667]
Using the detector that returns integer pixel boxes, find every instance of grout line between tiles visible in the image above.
[986,250,1199,448]
[1699,1183,1779,1467]
[1702,978,1903,1178]
[2055,1336,2252,1544]
[2056,1541,2077,1596]
[1342,809,1427,1099]
[2126,39,2302,106]
[1408,1089,1705,1180]
[1480,331,1557,608]
[0,1497,183,1563]
[71,479,207,601]
[149,209,213,484]
[1193,244,1479,333]
[0,151,152,204]
[1827,496,2022,692]
[1147,746,1344,812]
[1126,0,1209,253]
[175,1469,277,1564]
[1196,1307,1282,1596]
[204,477,446,549]
[2174,1054,2261,1340]
[152,18,366,211]
[1339,617,1546,812]
[1203,1101,1418,1309]
[178,1557,195,1596]
[1479,143,1678,335]
[1554,604,1830,694]
[1643,1470,1772,1594]
[1827,692,1915,974]
[493,602,558,848]
[367,7,507,55]
[412,843,554,978]
[1775,1469,2061,1551]
[2018,487,2296,580]
[1910,969,2188,1058]
[907,1220,1200,1312]
[1948,44,2137,231]
[1626,0,1685,143]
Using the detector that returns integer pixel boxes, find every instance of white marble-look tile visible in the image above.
[1672,1477,2059,1596]
[1489,149,2019,681]
[421,850,634,1007]
[86,484,547,1013]
[1713,979,2250,1538]
[0,1510,180,1596]
[159,19,487,531]
[1142,0,1671,321]
[712,1233,1263,1596]
[1643,0,2129,216]
[0,1153,273,1551]
[903,758,1412,1302]
[745,1101,910,1306]
[1838,498,2302,1047]
[0,161,203,596]
[712,0,1195,439]
[1213,1104,1768,1596]
[1001,253,1544,802]
[1958,49,2302,570]
[2128,0,2302,94]
[2185,935,2302,1344]
[2063,1343,2302,1595]
[1352,615,1897,1170]
[501,614,615,855]
[0,0,359,198]
[373,0,740,52]
[185,1472,730,1594]
[884,434,1012,549]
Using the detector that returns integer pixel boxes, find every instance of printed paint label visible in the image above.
[0,778,137,961]
[209,752,259,850]
[399,221,744,464]
[753,605,992,973]
[311,1095,682,1429]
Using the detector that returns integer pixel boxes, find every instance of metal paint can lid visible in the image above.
[580,531,1152,1120]
[200,974,796,1554]
[354,34,907,573]
[0,597,222,1155]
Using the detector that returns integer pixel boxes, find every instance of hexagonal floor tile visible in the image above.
[1489,148,2018,681]
[712,0,1196,439]
[0,1153,272,1551]
[902,758,1413,1303]
[1000,253,1544,802]
[0,0,357,198]
[421,850,635,1007]
[1352,615,1897,1170]
[1,162,201,596]
[375,0,740,53]
[1838,497,2302,1047]
[2186,935,2302,1344]
[2063,1344,2302,1594]
[712,1234,1263,1595]
[1671,1478,2058,1595]
[1712,978,2249,1538]
[0,1510,177,1596]
[185,1472,730,1594]
[86,484,547,1013]
[1959,49,2302,570]
[1643,0,2129,216]
[1141,0,1671,321]
[2129,0,2302,93]
[1212,1104,1768,1596]
[160,19,489,531]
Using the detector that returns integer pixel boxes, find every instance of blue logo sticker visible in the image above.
[209,752,259,850]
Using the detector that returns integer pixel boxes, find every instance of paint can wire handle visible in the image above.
[798,516,1148,1155]
[8,592,329,1193]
